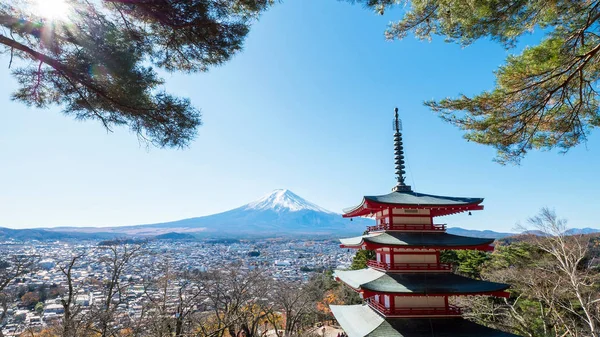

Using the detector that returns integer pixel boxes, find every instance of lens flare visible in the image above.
[31,0,71,21]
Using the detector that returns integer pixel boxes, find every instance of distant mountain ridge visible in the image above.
[154,232,196,240]
[445,227,515,239]
[3,225,597,241]
[564,227,600,235]
[0,227,120,241]
[4,189,599,241]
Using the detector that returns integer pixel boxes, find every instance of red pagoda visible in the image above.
[329,108,520,337]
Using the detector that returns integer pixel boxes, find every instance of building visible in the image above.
[330,108,520,337]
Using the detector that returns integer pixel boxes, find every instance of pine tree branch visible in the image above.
[0,34,158,114]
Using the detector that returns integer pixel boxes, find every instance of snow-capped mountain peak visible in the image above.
[244,189,335,213]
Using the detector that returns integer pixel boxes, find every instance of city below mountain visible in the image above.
[2,189,599,241]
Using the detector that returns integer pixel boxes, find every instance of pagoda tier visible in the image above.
[342,190,484,218]
[330,305,520,337]
[334,269,510,298]
[335,269,509,318]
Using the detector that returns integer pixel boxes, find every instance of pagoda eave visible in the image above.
[359,289,511,299]
[343,199,484,218]
[339,232,495,251]
[330,305,521,337]
[340,243,494,252]
[335,269,510,298]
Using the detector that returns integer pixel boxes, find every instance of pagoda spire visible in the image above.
[392,107,411,192]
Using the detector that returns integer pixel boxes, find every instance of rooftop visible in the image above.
[339,232,494,251]
[330,304,520,337]
[334,269,510,296]
[343,190,484,217]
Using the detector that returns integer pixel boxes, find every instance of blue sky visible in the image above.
[1,0,599,232]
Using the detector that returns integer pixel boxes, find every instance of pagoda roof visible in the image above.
[339,232,494,251]
[330,304,520,337]
[343,190,484,217]
[334,269,509,296]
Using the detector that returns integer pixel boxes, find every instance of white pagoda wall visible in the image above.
[394,296,445,308]
[392,217,431,225]
[374,209,433,226]
[392,254,437,263]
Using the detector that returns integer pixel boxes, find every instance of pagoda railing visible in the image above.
[367,260,452,272]
[367,299,462,317]
[367,223,446,232]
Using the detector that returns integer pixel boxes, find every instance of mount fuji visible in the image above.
[126,189,370,237]
[244,189,334,214]
[48,189,371,237]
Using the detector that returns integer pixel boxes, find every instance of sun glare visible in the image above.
[31,0,71,21]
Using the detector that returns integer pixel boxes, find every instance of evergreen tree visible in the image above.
[350,249,375,270]
[440,249,491,279]
[352,0,600,164]
[0,0,273,147]
[34,302,43,315]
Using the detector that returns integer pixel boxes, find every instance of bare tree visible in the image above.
[173,272,206,337]
[139,256,206,337]
[526,208,600,337]
[90,240,145,337]
[465,208,600,337]
[58,253,86,337]
[0,254,37,337]
[267,281,317,337]
[460,240,562,337]
[0,254,37,294]
[196,267,274,337]
[0,292,9,337]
